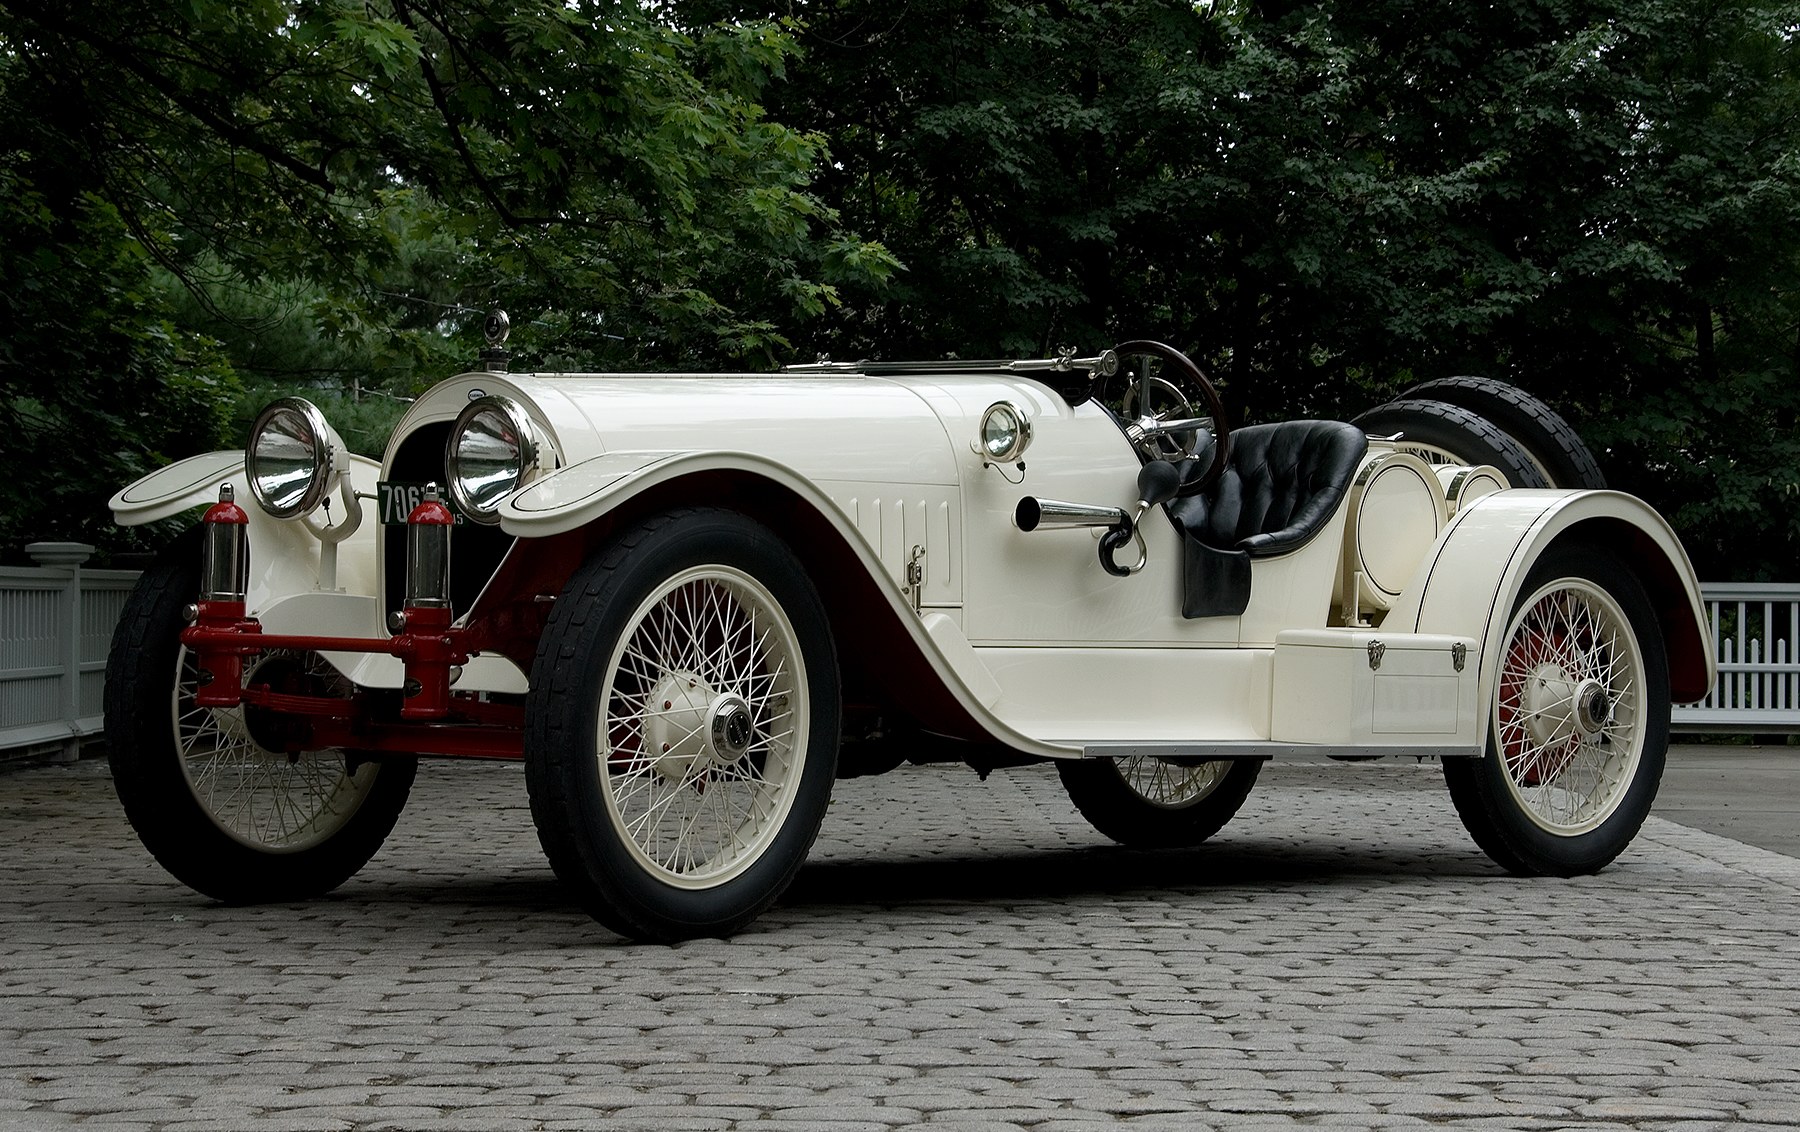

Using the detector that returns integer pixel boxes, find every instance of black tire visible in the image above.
[1443,544,1670,876]
[524,508,841,942]
[103,531,416,903]
[1057,756,1261,849]
[1402,376,1606,489]
[1352,398,1550,489]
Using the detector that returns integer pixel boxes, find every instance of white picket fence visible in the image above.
[0,544,139,763]
[0,558,1792,761]
[1671,583,1800,734]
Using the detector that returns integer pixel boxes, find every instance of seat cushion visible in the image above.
[1169,420,1368,557]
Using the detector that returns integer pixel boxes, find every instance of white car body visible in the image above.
[105,342,1717,940]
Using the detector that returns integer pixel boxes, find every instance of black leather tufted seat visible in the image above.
[1171,420,1369,556]
[1164,420,1368,617]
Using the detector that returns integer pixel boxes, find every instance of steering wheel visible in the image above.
[1112,340,1230,497]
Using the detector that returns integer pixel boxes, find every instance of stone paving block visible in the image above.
[9,759,1800,1128]
[157,1117,357,1132]
[725,1123,894,1132]
[353,1116,547,1132]
[598,1106,756,1128]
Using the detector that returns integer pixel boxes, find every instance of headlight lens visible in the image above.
[447,396,541,522]
[247,398,337,519]
[976,401,1032,464]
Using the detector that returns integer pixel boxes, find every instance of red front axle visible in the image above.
[182,483,526,760]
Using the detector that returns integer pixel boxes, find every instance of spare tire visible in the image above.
[1401,375,1605,489]
[1352,399,1549,489]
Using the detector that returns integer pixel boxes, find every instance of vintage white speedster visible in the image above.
[105,332,1715,941]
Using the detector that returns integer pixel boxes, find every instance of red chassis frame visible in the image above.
[181,600,528,760]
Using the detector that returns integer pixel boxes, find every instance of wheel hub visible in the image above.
[644,673,758,782]
[1575,681,1612,734]
[709,695,754,760]
[1521,664,1610,748]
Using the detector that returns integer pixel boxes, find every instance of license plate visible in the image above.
[376,481,466,525]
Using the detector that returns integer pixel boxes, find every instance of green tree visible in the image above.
[1,0,894,368]
[696,0,1800,578]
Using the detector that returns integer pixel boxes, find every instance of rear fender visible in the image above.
[1386,489,1715,745]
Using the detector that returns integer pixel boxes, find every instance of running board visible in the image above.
[1080,742,1483,763]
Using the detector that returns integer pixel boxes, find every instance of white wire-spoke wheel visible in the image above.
[1444,544,1670,876]
[602,566,806,888]
[104,531,415,903]
[1057,755,1261,849]
[1494,581,1645,833]
[526,509,840,942]
[175,648,380,851]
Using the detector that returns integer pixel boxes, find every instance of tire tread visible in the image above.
[1402,375,1605,489]
[1352,398,1550,489]
[104,532,414,903]
[1442,544,1669,876]
[524,507,838,942]
[1057,758,1261,849]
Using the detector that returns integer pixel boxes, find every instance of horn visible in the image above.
[1014,497,1130,532]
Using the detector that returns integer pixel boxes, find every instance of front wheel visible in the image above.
[1058,756,1261,848]
[525,509,840,942]
[1443,545,1670,875]
[103,534,416,902]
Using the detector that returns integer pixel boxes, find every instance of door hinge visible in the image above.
[903,544,926,613]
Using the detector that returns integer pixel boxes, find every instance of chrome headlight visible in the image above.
[246,398,344,519]
[446,396,542,523]
[974,401,1033,465]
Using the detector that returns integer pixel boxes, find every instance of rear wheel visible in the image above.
[1443,545,1669,875]
[1352,398,1548,489]
[1058,756,1261,848]
[103,535,415,902]
[525,509,840,942]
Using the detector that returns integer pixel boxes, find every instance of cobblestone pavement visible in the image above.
[5,756,1800,1131]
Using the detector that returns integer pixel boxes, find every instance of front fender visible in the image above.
[1387,489,1715,738]
[500,449,1063,758]
[109,451,247,527]
[110,452,389,655]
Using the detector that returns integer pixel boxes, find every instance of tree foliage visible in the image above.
[4,0,1799,577]
[0,168,242,557]
[691,0,1800,578]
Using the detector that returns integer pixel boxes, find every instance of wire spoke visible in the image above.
[1493,577,1648,834]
